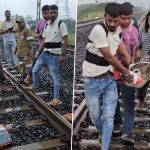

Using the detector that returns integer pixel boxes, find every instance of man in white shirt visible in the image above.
[83,2,131,150]
[32,5,68,105]
[0,10,18,66]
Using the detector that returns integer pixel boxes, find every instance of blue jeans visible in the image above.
[32,52,60,98]
[119,83,135,135]
[84,76,118,150]
[4,41,18,66]
[28,58,37,77]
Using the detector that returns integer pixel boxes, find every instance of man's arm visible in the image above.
[59,21,68,57]
[59,35,68,62]
[36,34,43,42]
[134,48,141,62]
[35,37,45,59]
[0,22,8,34]
[11,29,18,33]
[35,23,43,42]
[117,43,131,67]
[61,35,68,56]
[12,21,18,33]
[100,47,129,75]
[0,29,8,34]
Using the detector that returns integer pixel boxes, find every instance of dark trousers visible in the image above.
[28,58,37,77]
[114,83,122,128]
[136,81,150,101]
[114,83,135,134]
[0,61,6,84]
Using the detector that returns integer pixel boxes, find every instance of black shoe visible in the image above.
[113,124,122,137]
[119,134,134,146]
[112,130,122,137]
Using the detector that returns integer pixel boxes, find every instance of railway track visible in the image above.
[77,19,103,28]
[0,40,74,149]
[73,18,150,150]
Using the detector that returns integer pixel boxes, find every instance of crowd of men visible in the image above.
[0,2,150,150]
[83,2,150,150]
[0,4,68,105]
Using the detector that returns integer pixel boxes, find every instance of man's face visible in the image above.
[120,14,132,28]
[17,22,25,29]
[42,10,50,21]
[49,9,58,22]
[5,11,11,20]
[105,13,120,32]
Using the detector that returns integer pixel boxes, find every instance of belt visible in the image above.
[89,71,114,80]
[44,42,61,48]
[44,51,60,56]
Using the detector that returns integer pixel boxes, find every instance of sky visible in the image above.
[78,0,150,10]
[0,0,77,20]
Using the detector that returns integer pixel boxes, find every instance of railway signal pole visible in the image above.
[96,0,98,19]
[37,0,41,21]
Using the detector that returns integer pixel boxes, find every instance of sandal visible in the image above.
[19,79,30,85]
[48,98,62,106]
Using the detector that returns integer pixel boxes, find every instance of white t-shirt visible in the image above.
[4,20,15,42]
[83,22,122,77]
[42,19,68,54]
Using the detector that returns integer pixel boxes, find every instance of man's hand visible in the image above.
[35,51,40,59]
[99,47,129,75]
[6,28,9,32]
[134,49,142,63]
[3,29,9,33]
[12,29,18,33]
[124,73,134,83]
[117,43,131,67]
[59,55,65,63]
[8,28,13,32]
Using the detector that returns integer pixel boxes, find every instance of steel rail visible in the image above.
[73,99,88,135]
[77,18,104,28]
[3,68,71,139]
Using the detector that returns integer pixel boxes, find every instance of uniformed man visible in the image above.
[22,5,48,85]
[15,17,34,78]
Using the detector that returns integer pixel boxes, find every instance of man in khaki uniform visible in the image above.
[15,17,34,77]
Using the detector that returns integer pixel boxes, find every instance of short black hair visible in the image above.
[42,5,50,11]
[105,2,121,18]
[5,10,10,14]
[120,2,133,16]
[49,4,58,10]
